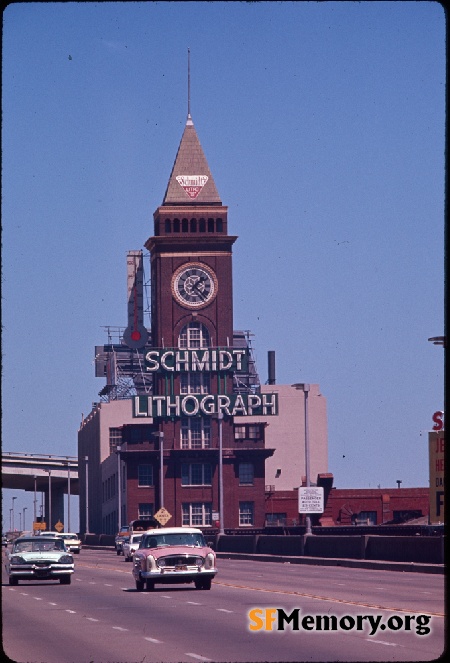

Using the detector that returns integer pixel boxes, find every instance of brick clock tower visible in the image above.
[127,111,277,531]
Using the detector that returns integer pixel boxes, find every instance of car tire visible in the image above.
[116,549,121,556]
[60,576,71,585]
[135,576,145,592]
[195,578,212,590]
[125,556,130,562]
[145,580,155,592]
[8,577,18,586]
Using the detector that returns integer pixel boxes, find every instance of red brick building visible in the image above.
[265,478,429,528]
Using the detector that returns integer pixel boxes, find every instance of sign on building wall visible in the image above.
[133,392,278,419]
[429,428,445,524]
[298,487,324,514]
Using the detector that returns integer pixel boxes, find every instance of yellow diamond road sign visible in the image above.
[154,508,172,525]
[55,520,64,532]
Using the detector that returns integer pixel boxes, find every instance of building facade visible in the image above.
[78,111,330,534]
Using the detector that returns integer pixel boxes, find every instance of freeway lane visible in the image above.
[2,548,445,662]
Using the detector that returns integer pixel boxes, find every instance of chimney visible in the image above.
[267,351,276,385]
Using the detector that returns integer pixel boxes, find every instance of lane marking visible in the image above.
[144,637,162,643]
[186,654,211,662]
[366,639,400,647]
[48,602,57,606]
[65,610,76,614]
[86,617,99,622]
[112,626,128,631]
[33,597,43,601]
[213,581,445,617]
[216,608,233,613]
[187,601,202,605]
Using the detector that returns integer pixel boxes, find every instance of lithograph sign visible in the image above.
[133,392,278,419]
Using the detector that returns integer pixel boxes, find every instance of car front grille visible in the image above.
[159,554,202,568]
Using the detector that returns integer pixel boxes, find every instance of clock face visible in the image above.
[171,263,218,309]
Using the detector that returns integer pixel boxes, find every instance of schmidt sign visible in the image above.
[144,348,248,373]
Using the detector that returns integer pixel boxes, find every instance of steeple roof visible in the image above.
[162,114,222,205]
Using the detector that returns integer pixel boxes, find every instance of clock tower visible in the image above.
[140,111,274,529]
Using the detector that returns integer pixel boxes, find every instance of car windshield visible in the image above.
[141,533,206,549]
[60,535,77,540]
[131,535,143,544]
[13,539,66,553]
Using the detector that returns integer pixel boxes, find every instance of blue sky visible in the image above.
[2,2,445,533]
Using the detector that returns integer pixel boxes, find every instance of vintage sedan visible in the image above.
[123,533,143,562]
[132,527,217,591]
[5,536,74,585]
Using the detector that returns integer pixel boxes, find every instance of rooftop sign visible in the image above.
[145,348,248,373]
[133,392,278,419]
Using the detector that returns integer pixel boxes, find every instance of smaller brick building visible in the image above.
[265,478,429,528]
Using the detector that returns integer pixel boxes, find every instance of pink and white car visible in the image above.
[132,527,217,591]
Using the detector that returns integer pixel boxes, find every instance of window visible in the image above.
[181,417,211,449]
[351,511,377,526]
[165,219,171,233]
[182,463,212,486]
[234,424,263,441]
[138,504,154,519]
[239,463,254,485]
[182,503,212,526]
[265,513,287,527]
[239,502,254,526]
[178,322,210,349]
[109,428,122,454]
[180,372,210,394]
[138,464,153,487]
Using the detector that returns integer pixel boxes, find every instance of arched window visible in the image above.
[165,219,171,233]
[182,218,189,232]
[173,218,180,232]
[199,218,206,232]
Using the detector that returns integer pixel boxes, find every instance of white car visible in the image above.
[5,535,74,585]
[122,533,143,562]
[56,533,82,554]
[40,531,82,554]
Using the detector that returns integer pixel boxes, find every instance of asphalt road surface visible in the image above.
[2,547,445,662]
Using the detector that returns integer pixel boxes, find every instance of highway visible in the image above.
[2,547,445,662]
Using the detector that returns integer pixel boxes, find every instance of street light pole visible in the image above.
[33,475,37,530]
[292,383,312,535]
[67,461,71,532]
[85,456,90,534]
[151,432,165,510]
[117,445,122,532]
[23,507,27,532]
[12,496,17,531]
[47,470,52,532]
[217,413,225,535]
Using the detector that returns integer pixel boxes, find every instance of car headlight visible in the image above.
[195,557,204,568]
[156,558,166,568]
[146,555,156,571]
[59,555,73,564]
[10,555,26,565]
[204,553,215,569]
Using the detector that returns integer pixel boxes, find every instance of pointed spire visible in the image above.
[162,50,221,205]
